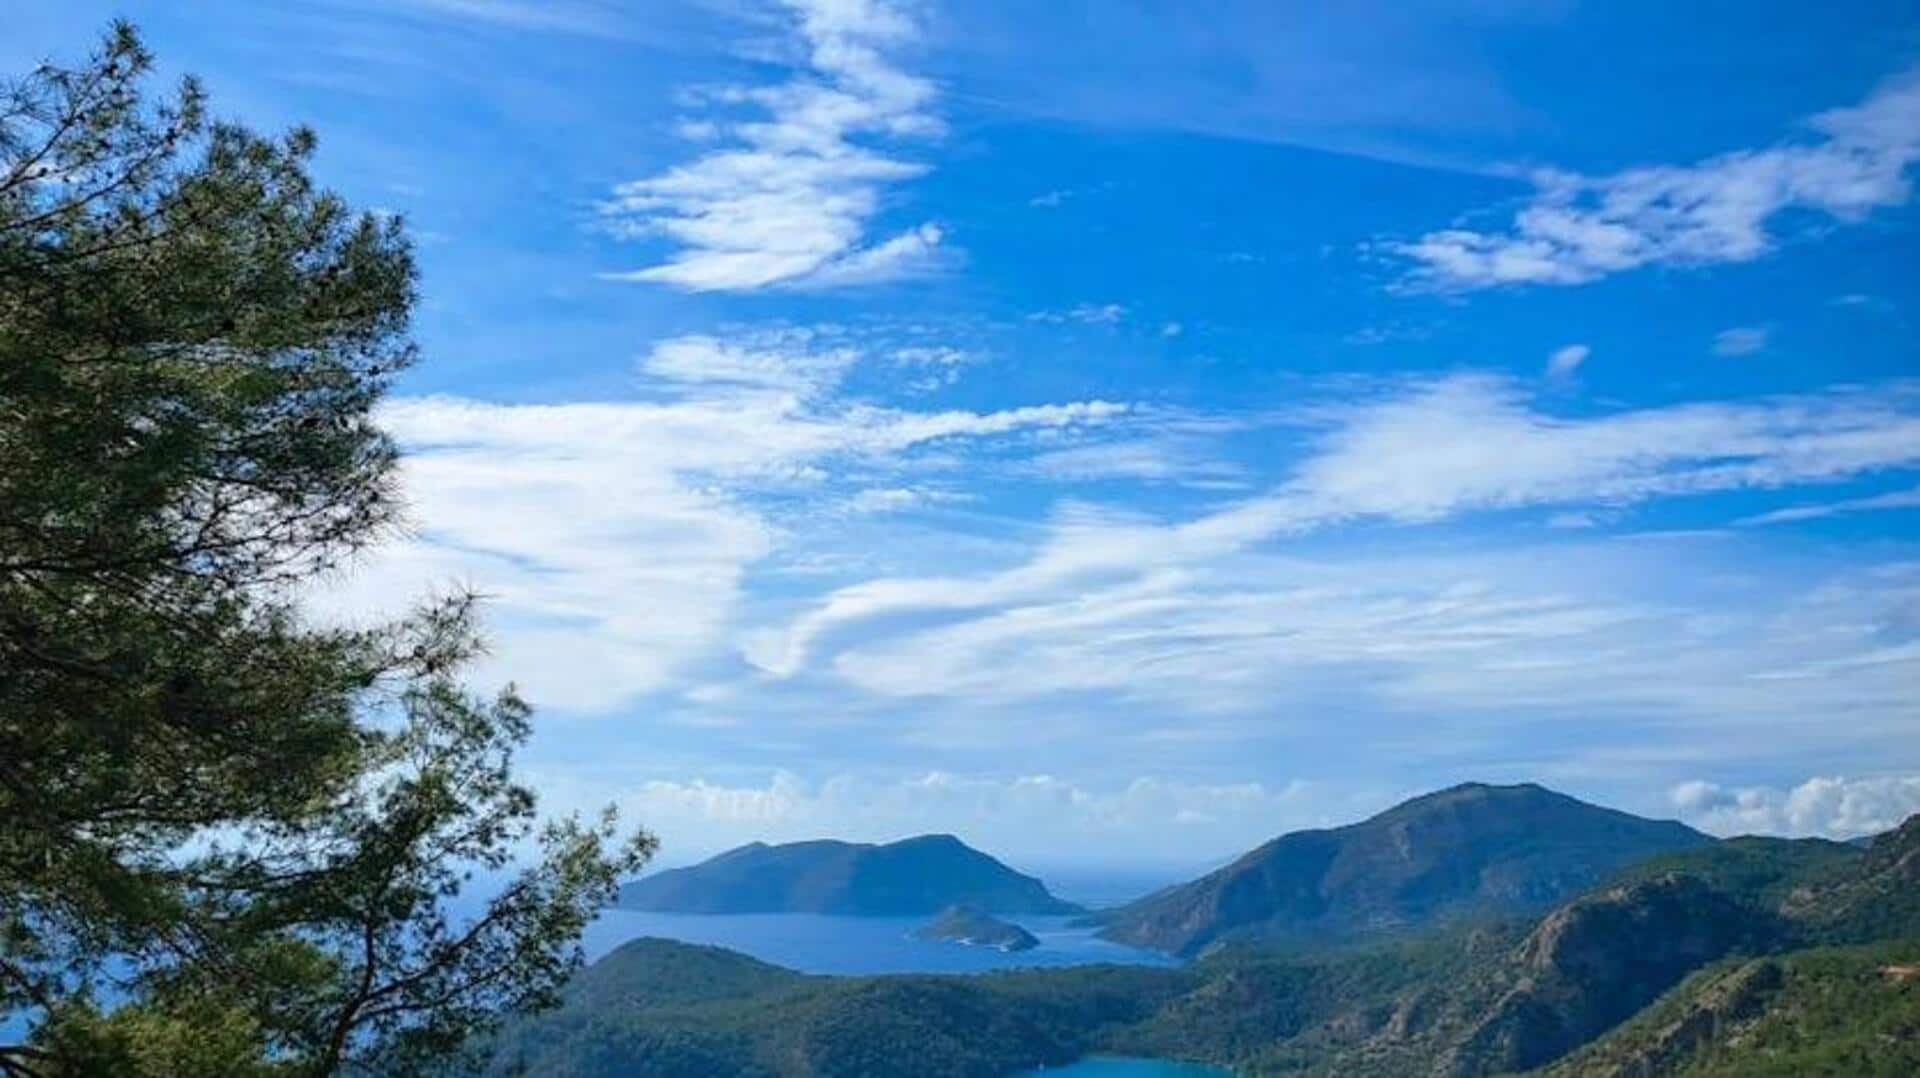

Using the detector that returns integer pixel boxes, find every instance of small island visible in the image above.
[913,904,1040,952]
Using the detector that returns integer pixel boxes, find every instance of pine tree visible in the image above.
[0,24,654,1075]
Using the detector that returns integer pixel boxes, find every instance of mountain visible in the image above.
[1225,819,1920,1075]
[615,833,1082,916]
[912,905,1040,951]
[1098,782,1708,955]
[484,802,1920,1077]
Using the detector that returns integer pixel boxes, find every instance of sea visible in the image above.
[575,861,1202,975]
[577,905,1229,1076]
[6,871,1217,1068]
[577,908,1178,974]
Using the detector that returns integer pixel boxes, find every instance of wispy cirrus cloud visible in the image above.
[382,0,638,37]
[601,0,944,291]
[754,376,1920,681]
[1544,343,1590,382]
[316,330,1129,712]
[1712,326,1770,357]
[1393,68,1920,290]
[1030,303,1128,326]
[1736,483,1920,526]
[1026,438,1246,487]
[823,548,1920,739]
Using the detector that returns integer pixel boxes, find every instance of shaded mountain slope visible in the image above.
[616,833,1080,915]
[1232,817,1920,1075]
[1437,874,1780,1074]
[1785,813,1920,943]
[1547,938,1920,1077]
[482,938,1196,1078]
[1100,783,1707,955]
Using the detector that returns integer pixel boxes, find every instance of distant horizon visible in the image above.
[15,0,1915,868]
[624,778,1893,880]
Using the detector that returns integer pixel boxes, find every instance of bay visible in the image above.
[579,908,1177,975]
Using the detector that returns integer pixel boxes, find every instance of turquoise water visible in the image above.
[2,908,1177,1039]
[580,909,1176,974]
[1022,1056,1231,1076]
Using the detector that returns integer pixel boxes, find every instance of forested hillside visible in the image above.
[485,811,1920,1076]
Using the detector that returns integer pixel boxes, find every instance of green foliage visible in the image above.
[0,23,653,1075]
[1783,816,1920,945]
[27,988,294,1078]
[618,834,1082,916]
[1549,939,1920,1077]
[487,821,1920,1077]
[1598,836,1862,914]
[483,940,1199,1078]
[1099,782,1706,956]
[481,930,1516,1076]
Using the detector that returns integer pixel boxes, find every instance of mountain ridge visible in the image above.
[616,832,1082,916]
[1098,781,1708,955]
[486,788,1920,1077]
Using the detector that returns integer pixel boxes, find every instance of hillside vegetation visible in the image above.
[617,834,1080,916]
[487,805,1920,1076]
[1099,783,1707,956]
[1548,939,1920,1077]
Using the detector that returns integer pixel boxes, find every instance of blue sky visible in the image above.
[14,0,1920,870]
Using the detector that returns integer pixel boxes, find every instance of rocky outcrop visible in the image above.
[1560,958,1783,1078]
[1443,874,1776,1074]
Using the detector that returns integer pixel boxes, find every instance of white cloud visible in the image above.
[1275,377,1920,523]
[1545,343,1590,381]
[889,344,974,368]
[1671,775,1920,839]
[1712,326,1770,356]
[312,331,1128,713]
[1026,439,1243,486]
[601,0,944,291]
[1736,483,1920,526]
[1545,510,1608,529]
[391,0,642,38]
[841,486,965,515]
[887,343,981,392]
[1393,68,1920,289]
[1344,323,1431,346]
[820,548,1920,746]
[539,767,1381,868]
[801,221,945,287]
[1031,303,1128,326]
[756,376,1920,684]
[641,332,855,394]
